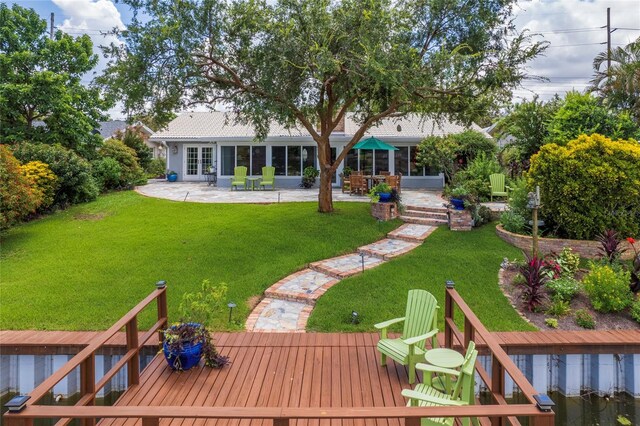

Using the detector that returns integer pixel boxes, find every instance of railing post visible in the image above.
[405,417,420,426]
[156,281,168,345]
[126,316,140,385]
[80,354,96,426]
[464,317,475,349]
[4,418,34,426]
[273,418,289,426]
[490,354,505,426]
[531,414,555,426]
[142,418,159,426]
[444,281,455,348]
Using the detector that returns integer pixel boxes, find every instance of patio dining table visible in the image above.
[363,175,386,190]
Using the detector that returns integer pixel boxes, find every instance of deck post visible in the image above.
[126,316,140,385]
[80,354,96,426]
[405,417,421,426]
[463,317,474,349]
[4,418,34,426]
[490,354,505,426]
[444,282,455,348]
[273,418,289,426]
[142,417,160,426]
[156,281,168,345]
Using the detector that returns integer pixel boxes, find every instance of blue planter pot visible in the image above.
[450,198,465,210]
[167,174,178,182]
[378,192,392,202]
[162,323,204,370]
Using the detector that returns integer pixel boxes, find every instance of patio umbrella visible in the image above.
[352,136,398,151]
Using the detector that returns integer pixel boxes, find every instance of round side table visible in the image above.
[423,348,465,393]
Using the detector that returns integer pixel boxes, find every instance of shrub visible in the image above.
[583,263,633,313]
[20,160,59,211]
[519,254,549,312]
[454,153,502,200]
[556,247,580,277]
[528,134,640,240]
[545,277,580,303]
[0,145,40,229]
[118,127,153,171]
[146,157,167,178]
[545,318,558,328]
[178,280,228,328]
[92,157,122,191]
[546,299,571,317]
[575,309,596,329]
[506,177,531,218]
[98,139,147,189]
[630,297,640,324]
[12,142,98,207]
[470,205,492,228]
[500,209,526,234]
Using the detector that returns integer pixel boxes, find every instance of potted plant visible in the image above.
[162,280,230,370]
[369,182,393,203]
[300,166,319,188]
[449,186,468,210]
[167,170,178,182]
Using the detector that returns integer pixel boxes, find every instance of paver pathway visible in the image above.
[246,223,437,332]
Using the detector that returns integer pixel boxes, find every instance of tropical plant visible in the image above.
[596,229,627,264]
[519,254,549,312]
[368,182,392,203]
[626,237,640,292]
[556,247,580,278]
[583,263,633,313]
[453,152,502,200]
[528,134,640,239]
[589,38,640,121]
[574,309,596,329]
[0,4,108,157]
[545,298,571,317]
[0,145,39,229]
[98,0,546,213]
[545,277,580,303]
[12,142,99,207]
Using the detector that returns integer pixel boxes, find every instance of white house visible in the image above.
[150,112,490,189]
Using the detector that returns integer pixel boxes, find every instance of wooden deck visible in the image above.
[100,333,413,426]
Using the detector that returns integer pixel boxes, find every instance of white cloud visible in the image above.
[513,0,640,101]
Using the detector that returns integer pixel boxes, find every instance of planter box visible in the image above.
[371,202,398,221]
[448,208,473,231]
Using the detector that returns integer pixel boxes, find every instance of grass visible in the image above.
[0,191,398,331]
[307,224,536,332]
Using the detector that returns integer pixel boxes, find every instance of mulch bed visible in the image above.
[498,267,639,331]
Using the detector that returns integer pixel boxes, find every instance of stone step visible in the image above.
[309,253,385,279]
[404,205,448,214]
[400,216,448,226]
[387,224,436,243]
[246,298,311,332]
[357,238,421,260]
[264,269,340,305]
[402,209,448,220]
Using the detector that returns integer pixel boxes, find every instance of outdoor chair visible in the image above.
[385,175,400,193]
[489,173,511,201]
[230,166,248,190]
[375,289,439,384]
[380,171,391,176]
[402,341,479,426]
[349,174,367,196]
[259,166,276,190]
[340,173,351,193]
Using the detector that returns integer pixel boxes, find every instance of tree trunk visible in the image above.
[318,165,334,213]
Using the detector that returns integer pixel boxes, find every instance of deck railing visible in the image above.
[5,283,553,426]
[4,283,168,426]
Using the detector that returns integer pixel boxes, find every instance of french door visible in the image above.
[183,145,214,180]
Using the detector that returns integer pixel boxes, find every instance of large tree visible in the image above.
[0,4,109,157]
[589,37,640,121]
[100,0,545,212]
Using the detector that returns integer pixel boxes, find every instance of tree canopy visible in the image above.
[0,4,109,157]
[100,0,545,212]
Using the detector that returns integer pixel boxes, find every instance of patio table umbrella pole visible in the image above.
[352,136,398,175]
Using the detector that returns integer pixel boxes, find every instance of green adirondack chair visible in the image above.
[259,166,276,190]
[230,166,248,190]
[489,173,510,201]
[375,289,439,384]
[402,341,479,426]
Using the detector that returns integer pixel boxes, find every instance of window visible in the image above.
[237,146,250,169]
[394,146,408,175]
[221,146,234,175]
[346,149,358,171]
[272,146,286,175]
[374,151,389,174]
[251,146,266,175]
[410,146,422,176]
[302,146,316,171]
[287,146,301,176]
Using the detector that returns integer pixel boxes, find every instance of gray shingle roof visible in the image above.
[95,120,129,139]
[150,112,489,141]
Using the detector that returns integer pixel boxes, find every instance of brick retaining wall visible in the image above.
[495,225,635,260]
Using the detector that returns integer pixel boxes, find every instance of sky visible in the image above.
[3,0,640,119]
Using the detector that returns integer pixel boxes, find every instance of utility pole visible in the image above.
[50,13,54,39]
[607,7,611,73]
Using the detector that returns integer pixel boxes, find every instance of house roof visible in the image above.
[150,112,490,141]
[95,120,155,140]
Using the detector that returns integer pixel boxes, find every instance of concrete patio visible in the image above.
[136,180,449,208]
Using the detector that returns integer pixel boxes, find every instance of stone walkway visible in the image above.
[245,223,437,332]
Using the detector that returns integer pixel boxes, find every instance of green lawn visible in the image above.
[0,191,398,330]
[307,225,536,332]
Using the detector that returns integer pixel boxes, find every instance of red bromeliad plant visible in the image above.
[628,237,640,292]
[519,254,550,312]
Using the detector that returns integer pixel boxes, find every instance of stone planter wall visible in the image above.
[448,208,473,231]
[371,202,398,221]
[495,225,635,260]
